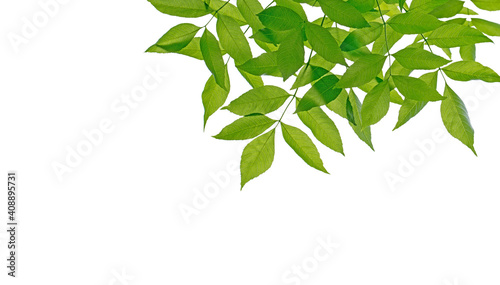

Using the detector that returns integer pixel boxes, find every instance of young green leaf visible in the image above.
[292,64,330,89]
[240,130,276,189]
[275,0,308,20]
[340,22,383,52]
[410,0,448,12]
[429,0,464,18]
[471,0,500,11]
[441,85,476,155]
[471,18,500,36]
[237,68,264,88]
[459,45,476,61]
[237,0,265,31]
[346,95,357,126]
[237,52,281,76]
[317,0,370,28]
[154,23,201,52]
[305,22,347,66]
[327,90,374,149]
[393,75,445,101]
[393,71,438,130]
[427,23,492,48]
[348,0,376,12]
[347,90,374,149]
[202,69,230,128]
[147,38,204,60]
[442,61,500,82]
[214,115,276,140]
[281,123,329,173]
[387,11,443,34]
[258,6,304,31]
[296,75,342,112]
[216,15,252,64]
[393,47,451,69]
[297,102,344,155]
[224,85,291,115]
[148,0,211,17]
[336,54,387,88]
[277,30,305,80]
[200,29,227,90]
[360,80,391,127]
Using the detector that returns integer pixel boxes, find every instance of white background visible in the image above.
[1,0,500,284]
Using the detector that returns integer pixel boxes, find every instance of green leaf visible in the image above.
[224,85,291,115]
[281,123,328,173]
[348,0,376,13]
[296,75,342,112]
[275,0,308,20]
[200,29,227,90]
[393,71,438,130]
[292,64,330,89]
[326,90,374,149]
[216,15,252,64]
[277,30,305,80]
[336,54,386,88]
[296,102,344,155]
[393,47,451,69]
[153,23,201,52]
[148,0,211,17]
[202,68,230,127]
[441,85,476,155]
[393,75,445,101]
[237,0,265,30]
[360,80,391,127]
[346,95,357,126]
[442,61,500,82]
[237,52,281,76]
[237,68,264,88]
[214,115,276,140]
[251,28,290,45]
[258,6,304,31]
[459,7,479,15]
[471,18,500,36]
[147,37,204,60]
[429,0,464,18]
[240,130,276,189]
[427,23,492,48]
[410,0,448,11]
[305,23,347,66]
[348,90,374,149]
[459,45,476,61]
[317,0,370,28]
[340,22,383,52]
[471,0,500,11]
[387,11,443,34]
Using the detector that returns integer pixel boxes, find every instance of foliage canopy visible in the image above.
[147,0,500,189]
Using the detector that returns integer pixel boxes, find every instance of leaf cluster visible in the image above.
[147,0,500,189]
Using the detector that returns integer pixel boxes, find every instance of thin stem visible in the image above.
[204,0,231,27]
[273,23,318,128]
[375,0,392,77]
[276,88,300,125]
[421,36,449,84]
